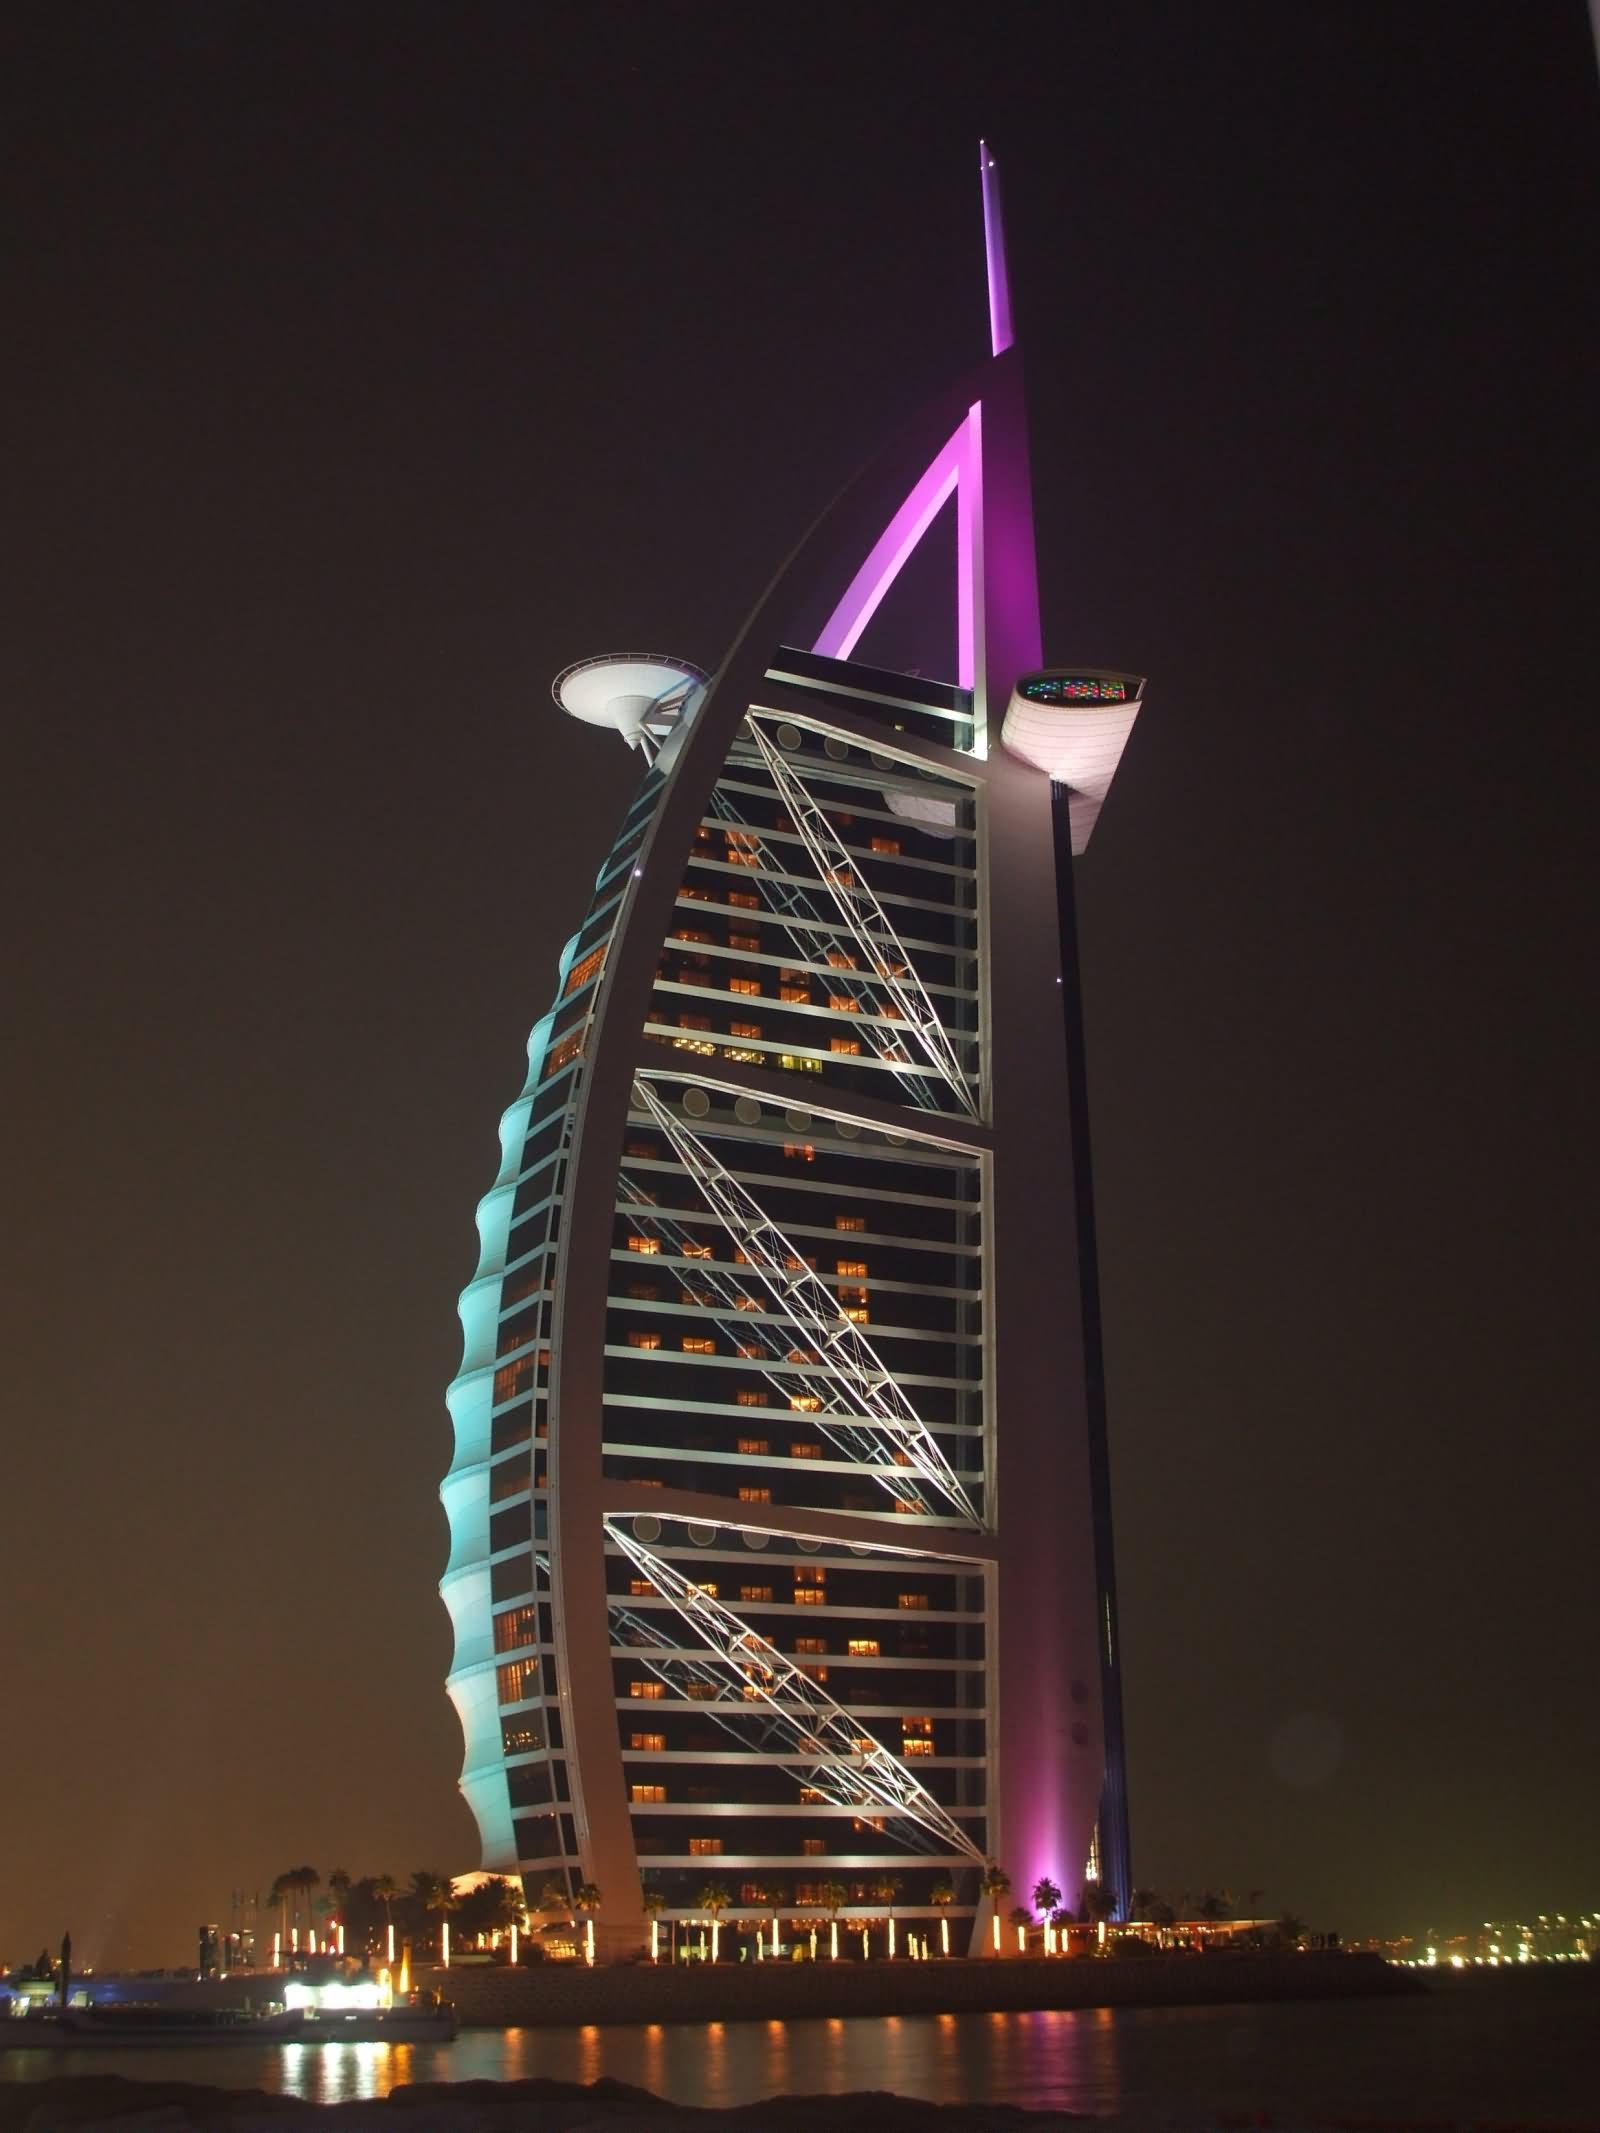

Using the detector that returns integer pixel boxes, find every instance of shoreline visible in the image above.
[432,1949,1418,2029]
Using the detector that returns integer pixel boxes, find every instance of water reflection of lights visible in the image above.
[578,2024,602,2084]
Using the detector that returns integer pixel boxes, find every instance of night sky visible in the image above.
[4,2,1597,1969]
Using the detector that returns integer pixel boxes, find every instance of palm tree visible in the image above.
[573,1882,602,1961]
[269,1874,292,1949]
[1197,1890,1233,1927]
[814,1879,847,1959]
[371,1875,399,1956]
[483,1878,524,1945]
[423,1877,458,1960]
[1129,1886,1158,1924]
[285,1866,320,1941]
[1008,1904,1034,1952]
[640,1882,666,1958]
[1031,1875,1063,1923]
[981,1864,1012,1905]
[698,1882,729,1959]
[1082,1880,1118,1927]
[929,1878,955,1956]
[326,1868,351,1943]
[869,1873,903,1955]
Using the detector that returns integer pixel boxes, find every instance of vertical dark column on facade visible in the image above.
[1050,780,1133,1918]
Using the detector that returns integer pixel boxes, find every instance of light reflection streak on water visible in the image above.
[0,2015,1117,2114]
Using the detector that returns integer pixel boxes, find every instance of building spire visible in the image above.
[980,140,1013,356]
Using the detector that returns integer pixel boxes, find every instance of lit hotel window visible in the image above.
[847,1639,880,1657]
[779,983,811,1004]
[740,1585,774,1603]
[627,1331,662,1351]
[727,888,759,910]
[544,1027,586,1076]
[738,1485,772,1504]
[835,1214,866,1231]
[630,1681,666,1700]
[681,1335,715,1354]
[790,1441,822,1458]
[870,836,901,855]
[827,995,861,1014]
[793,1588,826,1606]
[897,1593,930,1610]
[736,1436,769,1455]
[630,1732,665,1752]
[729,931,760,952]
[627,1236,661,1255]
[803,1839,826,1856]
[783,1142,816,1161]
[829,1037,862,1056]
[564,945,607,995]
[736,1390,768,1408]
[789,1395,822,1413]
[836,1260,868,1278]
[825,949,858,969]
[682,1241,713,1259]
[794,1565,825,1586]
[630,1784,667,1803]
[694,1582,718,1598]
[729,976,762,996]
[628,1579,658,1598]
[674,1013,716,1054]
[493,1606,537,1652]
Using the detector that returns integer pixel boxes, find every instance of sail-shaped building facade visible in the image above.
[440,150,1140,1953]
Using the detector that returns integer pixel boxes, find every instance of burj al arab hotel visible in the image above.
[441,149,1141,1955]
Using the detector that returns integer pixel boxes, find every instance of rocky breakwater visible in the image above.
[0,2074,1091,2133]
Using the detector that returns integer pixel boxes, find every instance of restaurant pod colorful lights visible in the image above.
[440,146,1140,1954]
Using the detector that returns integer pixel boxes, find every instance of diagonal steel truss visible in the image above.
[706,781,942,1114]
[613,1167,943,1518]
[630,1079,980,1528]
[743,717,978,1116]
[605,1519,985,1863]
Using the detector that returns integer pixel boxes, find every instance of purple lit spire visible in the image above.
[980,140,1013,356]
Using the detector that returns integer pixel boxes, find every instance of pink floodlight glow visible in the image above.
[812,404,983,691]
[980,142,1013,357]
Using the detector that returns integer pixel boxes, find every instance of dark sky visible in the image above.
[4,1,1597,1968]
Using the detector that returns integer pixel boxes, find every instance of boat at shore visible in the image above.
[3,1989,456,2048]
[3,2006,307,2047]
